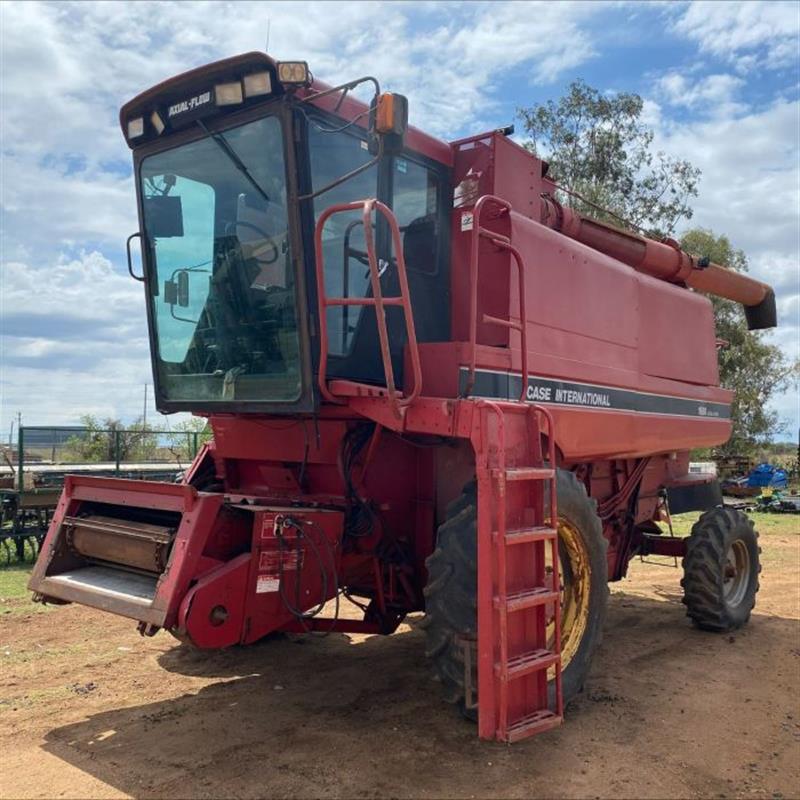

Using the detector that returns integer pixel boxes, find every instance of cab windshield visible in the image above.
[140,115,301,404]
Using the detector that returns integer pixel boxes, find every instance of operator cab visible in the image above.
[123,52,451,414]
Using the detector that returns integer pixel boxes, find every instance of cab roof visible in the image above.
[119,51,453,166]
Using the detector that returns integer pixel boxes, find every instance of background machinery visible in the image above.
[29,52,775,743]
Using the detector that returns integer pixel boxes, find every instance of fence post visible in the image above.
[17,425,24,493]
[192,431,199,459]
[114,430,121,476]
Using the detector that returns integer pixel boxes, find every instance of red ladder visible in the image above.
[463,194,529,400]
[476,401,563,742]
[313,198,422,419]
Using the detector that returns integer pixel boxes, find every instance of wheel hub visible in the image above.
[546,518,591,672]
[723,539,751,608]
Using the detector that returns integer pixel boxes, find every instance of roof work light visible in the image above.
[150,111,165,135]
[127,117,145,140]
[243,71,272,98]
[215,81,244,106]
[120,57,299,147]
[277,61,311,88]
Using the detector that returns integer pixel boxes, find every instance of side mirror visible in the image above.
[144,195,184,238]
[164,270,190,307]
[369,92,408,156]
[176,270,189,306]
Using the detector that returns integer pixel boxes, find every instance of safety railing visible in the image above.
[462,195,529,402]
[314,198,422,418]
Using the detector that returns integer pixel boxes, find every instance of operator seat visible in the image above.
[402,215,437,273]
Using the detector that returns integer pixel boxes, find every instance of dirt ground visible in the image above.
[2,518,799,800]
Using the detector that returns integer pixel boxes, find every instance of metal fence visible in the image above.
[0,425,211,564]
[4,425,210,491]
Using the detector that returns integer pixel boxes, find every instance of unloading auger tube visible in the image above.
[539,194,776,330]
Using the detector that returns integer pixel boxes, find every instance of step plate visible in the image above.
[497,587,559,613]
[498,526,557,545]
[500,467,555,482]
[497,648,560,680]
[505,710,562,743]
[44,565,158,605]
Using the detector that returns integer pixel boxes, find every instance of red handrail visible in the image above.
[313,199,422,418]
[464,195,529,401]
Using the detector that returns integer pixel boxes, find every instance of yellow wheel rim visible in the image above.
[546,517,591,674]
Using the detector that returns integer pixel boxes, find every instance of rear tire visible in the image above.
[681,506,760,631]
[422,469,608,719]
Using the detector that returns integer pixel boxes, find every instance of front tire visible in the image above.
[681,506,760,631]
[422,469,608,718]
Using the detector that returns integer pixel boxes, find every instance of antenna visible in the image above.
[266,18,271,52]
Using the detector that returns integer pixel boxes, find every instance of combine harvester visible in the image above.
[29,53,776,742]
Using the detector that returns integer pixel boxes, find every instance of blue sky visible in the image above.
[1,1,798,439]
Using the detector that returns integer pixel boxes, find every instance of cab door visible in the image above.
[302,112,450,389]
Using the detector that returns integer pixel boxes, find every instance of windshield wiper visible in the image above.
[197,119,271,205]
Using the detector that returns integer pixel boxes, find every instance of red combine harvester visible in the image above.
[29,53,776,743]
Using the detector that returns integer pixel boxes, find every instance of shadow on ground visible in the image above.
[40,591,800,799]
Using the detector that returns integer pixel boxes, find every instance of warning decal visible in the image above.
[256,575,280,594]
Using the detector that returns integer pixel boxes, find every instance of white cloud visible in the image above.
[0,1,605,258]
[654,98,800,416]
[2,250,142,321]
[0,0,797,439]
[651,98,798,262]
[656,72,746,116]
[672,1,800,72]
[1,157,136,255]
[0,250,153,425]
[1,1,607,428]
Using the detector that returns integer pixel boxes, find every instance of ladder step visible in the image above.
[496,525,558,545]
[496,648,560,680]
[499,467,555,482]
[496,587,559,612]
[505,710,562,743]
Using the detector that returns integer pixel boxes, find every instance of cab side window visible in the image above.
[392,157,441,275]
[308,124,378,356]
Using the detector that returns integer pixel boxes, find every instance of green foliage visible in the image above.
[63,415,159,463]
[681,229,798,456]
[0,564,38,599]
[518,79,700,237]
[59,415,211,466]
[162,417,212,464]
[668,511,799,538]
[518,79,795,453]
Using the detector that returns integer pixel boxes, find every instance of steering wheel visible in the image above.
[234,220,280,266]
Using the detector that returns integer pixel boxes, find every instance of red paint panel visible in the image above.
[638,278,719,385]
[210,416,345,463]
[492,135,543,221]
[414,342,730,407]
[509,212,639,351]
[547,406,731,460]
[179,554,250,648]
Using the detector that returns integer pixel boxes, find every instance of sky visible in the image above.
[0,0,798,440]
